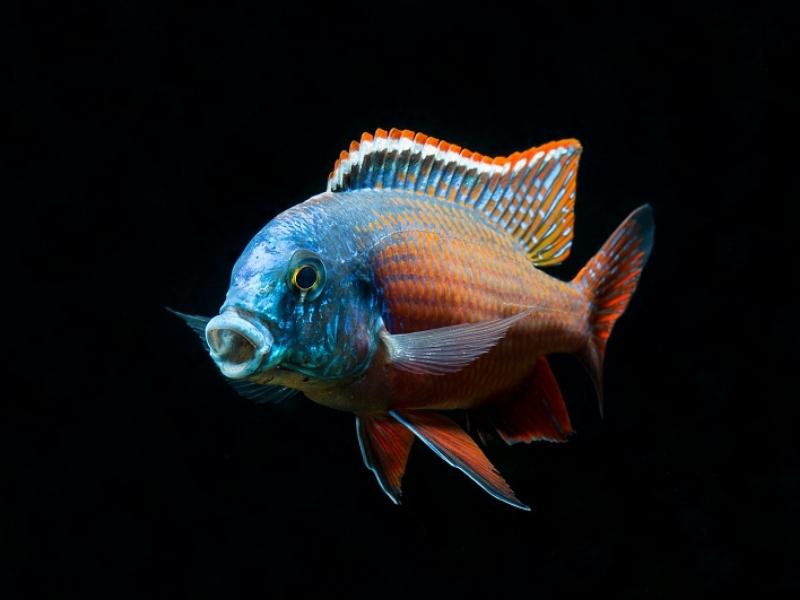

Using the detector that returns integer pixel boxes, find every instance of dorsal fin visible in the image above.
[327,128,582,266]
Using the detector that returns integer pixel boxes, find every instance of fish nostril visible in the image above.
[207,328,257,365]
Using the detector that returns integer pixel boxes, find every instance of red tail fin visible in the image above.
[573,205,654,415]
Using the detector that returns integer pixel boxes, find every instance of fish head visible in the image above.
[205,209,381,386]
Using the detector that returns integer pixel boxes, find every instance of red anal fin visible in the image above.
[493,357,574,445]
[356,415,414,504]
[389,410,529,511]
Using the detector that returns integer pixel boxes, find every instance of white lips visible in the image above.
[204,311,273,378]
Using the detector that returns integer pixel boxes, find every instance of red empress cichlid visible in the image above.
[173,128,654,510]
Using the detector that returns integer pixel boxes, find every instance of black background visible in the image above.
[5,2,790,597]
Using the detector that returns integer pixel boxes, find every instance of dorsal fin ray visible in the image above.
[327,128,582,266]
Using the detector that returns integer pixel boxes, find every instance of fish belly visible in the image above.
[358,194,589,411]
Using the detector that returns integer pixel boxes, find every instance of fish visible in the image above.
[172,128,654,510]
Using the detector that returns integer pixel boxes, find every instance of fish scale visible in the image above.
[343,191,589,410]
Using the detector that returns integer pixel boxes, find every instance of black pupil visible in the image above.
[295,265,317,290]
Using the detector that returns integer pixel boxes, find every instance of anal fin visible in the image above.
[356,415,414,504]
[491,357,573,445]
[390,410,529,510]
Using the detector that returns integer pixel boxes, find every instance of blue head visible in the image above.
[202,197,381,386]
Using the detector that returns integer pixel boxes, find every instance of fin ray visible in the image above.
[228,379,299,404]
[168,308,210,346]
[492,357,574,445]
[328,128,582,266]
[380,310,531,375]
[356,415,414,504]
[390,410,529,510]
[573,204,655,415]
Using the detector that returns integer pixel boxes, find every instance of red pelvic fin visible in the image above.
[356,414,414,504]
[573,204,655,416]
[390,410,529,510]
[492,357,573,445]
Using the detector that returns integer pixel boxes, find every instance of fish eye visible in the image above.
[291,264,319,292]
[286,249,326,299]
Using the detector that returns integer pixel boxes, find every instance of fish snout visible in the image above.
[205,311,273,378]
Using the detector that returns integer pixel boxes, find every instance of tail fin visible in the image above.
[573,205,654,416]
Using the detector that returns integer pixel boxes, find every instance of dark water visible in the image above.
[6,4,788,597]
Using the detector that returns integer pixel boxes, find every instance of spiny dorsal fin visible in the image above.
[327,128,582,266]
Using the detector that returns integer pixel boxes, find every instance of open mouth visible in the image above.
[207,328,257,366]
[205,311,273,378]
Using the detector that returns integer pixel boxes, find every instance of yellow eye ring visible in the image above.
[291,264,319,292]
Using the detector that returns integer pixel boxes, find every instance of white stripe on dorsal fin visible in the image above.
[327,128,582,266]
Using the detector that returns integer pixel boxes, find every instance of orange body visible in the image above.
[296,192,589,414]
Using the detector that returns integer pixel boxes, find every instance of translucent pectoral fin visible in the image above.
[227,379,299,404]
[380,310,531,375]
[168,308,211,348]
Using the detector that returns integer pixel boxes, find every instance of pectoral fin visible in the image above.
[356,415,414,504]
[390,410,529,510]
[380,310,531,375]
[228,379,299,404]
[169,308,210,347]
